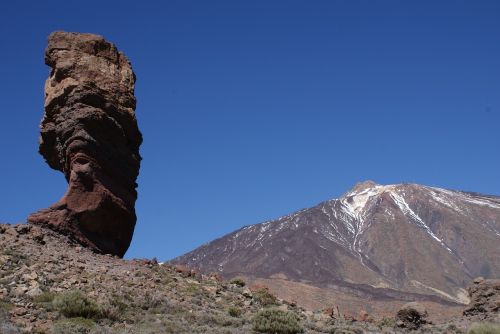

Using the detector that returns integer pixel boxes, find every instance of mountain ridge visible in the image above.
[171,181,500,306]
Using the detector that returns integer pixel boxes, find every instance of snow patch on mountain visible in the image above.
[184,181,498,278]
[340,184,391,221]
[389,191,453,253]
[430,187,500,209]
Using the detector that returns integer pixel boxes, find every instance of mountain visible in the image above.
[171,181,500,306]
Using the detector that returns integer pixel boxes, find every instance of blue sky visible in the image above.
[0,1,499,260]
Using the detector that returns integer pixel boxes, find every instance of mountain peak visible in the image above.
[172,181,500,307]
[339,181,394,215]
[341,181,420,203]
[351,180,380,191]
[341,180,383,198]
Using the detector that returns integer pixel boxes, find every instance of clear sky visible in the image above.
[0,1,499,260]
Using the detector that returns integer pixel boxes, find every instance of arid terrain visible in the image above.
[0,223,498,333]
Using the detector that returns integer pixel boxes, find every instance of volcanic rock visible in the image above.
[396,302,429,329]
[463,278,500,319]
[28,31,142,257]
[172,181,500,306]
[5,222,469,333]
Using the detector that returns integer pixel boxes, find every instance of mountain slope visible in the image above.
[172,181,500,304]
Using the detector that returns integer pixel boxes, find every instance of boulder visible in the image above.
[28,31,142,257]
[463,277,500,319]
[396,302,428,330]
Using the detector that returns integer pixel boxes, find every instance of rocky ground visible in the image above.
[244,277,464,323]
[0,223,498,334]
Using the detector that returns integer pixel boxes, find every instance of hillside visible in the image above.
[0,223,498,333]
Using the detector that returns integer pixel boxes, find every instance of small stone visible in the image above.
[10,307,28,316]
[12,286,29,297]
[22,272,38,281]
[15,224,31,235]
[473,277,485,284]
[32,230,45,244]
[358,309,371,322]
[26,287,43,297]
[242,288,253,298]
[5,228,18,237]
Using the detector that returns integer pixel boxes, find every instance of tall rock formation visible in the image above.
[28,31,142,257]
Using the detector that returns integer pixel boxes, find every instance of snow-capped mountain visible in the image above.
[171,181,500,304]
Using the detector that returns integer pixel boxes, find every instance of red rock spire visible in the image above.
[28,31,142,257]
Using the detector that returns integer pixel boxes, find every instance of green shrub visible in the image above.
[52,291,102,319]
[2,249,29,266]
[53,317,95,334]
[210,315,235,327]
[0,300,13,312]
[0,300,20,334]
[446,324,460,333]
[253,309,304,334]
[377,317,396,329]
[228,306,242,317]
[230,278,246,287]
[0,322,22,334]
[468,322,500,334]
[101,293,131,321]
[329,327,363,334]
[253,288,278,306]
[33,291,56,304]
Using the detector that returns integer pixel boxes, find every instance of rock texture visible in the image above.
[28,31,142,257]
[463,277,500,320]
[396,302,429,329]
[0,223,488,333]
[172,181,500,305]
